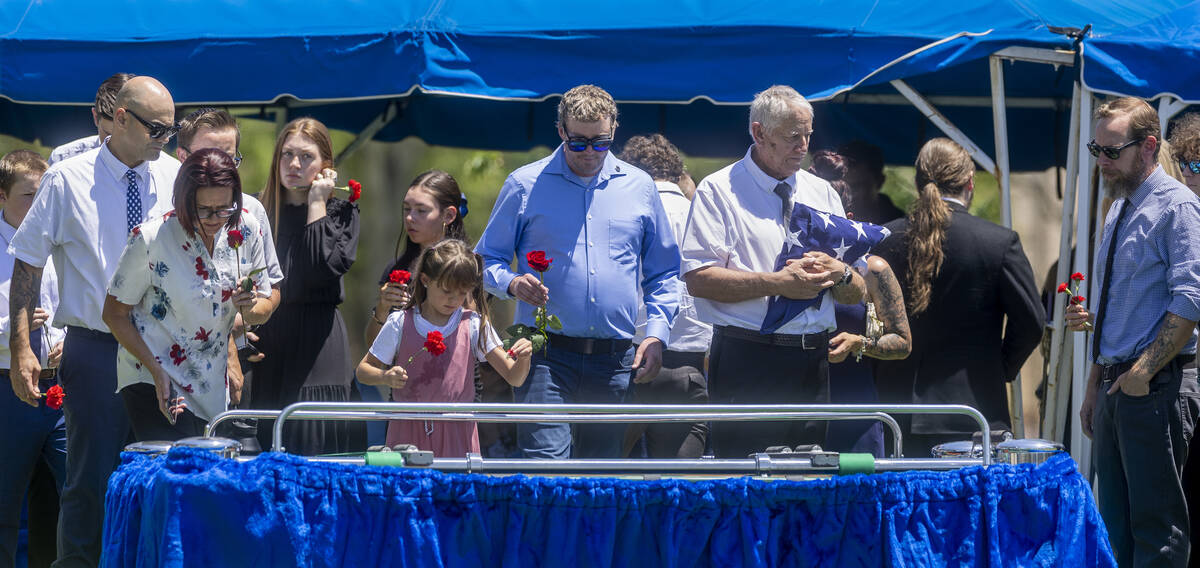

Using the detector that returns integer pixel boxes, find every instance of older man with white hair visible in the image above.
[680,85,867,458]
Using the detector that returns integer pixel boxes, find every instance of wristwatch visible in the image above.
[836,264,852,287]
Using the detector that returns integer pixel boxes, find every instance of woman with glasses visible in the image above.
[102,149,273,441]
[1169,112,1200,195]
[251,117,360,455]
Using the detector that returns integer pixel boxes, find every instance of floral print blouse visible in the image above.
[108,210,270,421]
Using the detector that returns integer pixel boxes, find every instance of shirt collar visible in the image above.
[547,144,626,188]
[742,146,798,194]
[941,196,967,207]
[655,180,685,197]
[1128,165,1166,208]
[97,140,149,185]
[0,211,16,240]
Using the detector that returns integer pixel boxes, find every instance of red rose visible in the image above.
[1073,295,1086,304]
[45,384,64,410]
[424,331,447,356]
[389,270,411,285]
[1056,282,1069,294]
[227,229,244,249]
[526,250,552,273]
[1071,272,1085,282]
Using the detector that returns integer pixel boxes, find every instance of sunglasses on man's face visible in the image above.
[565,134,614,153]
[1087,138,1143,160]
[124,108,180,140]
[1181,160,1200,175]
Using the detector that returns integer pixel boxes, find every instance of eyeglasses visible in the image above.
[182,147,243,169]
[564,133,614,153]
[1087,138,1142,160]
[194,206,238,220]
[1181,160,1200,175]
[124,108,180,140]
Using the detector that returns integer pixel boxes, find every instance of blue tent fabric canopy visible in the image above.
[0,1,1195,163]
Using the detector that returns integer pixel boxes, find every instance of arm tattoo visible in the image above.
[865,264,912,360]
[9,260,43,351]
[1134,312,1195,376]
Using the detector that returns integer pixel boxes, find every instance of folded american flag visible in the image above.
[760,203,890,334]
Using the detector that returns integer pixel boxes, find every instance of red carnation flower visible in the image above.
[1071,272,1085,282]
[389,270,411,285]
[1073,295,1086,304]
[424,331,447,356]
[507,348,517,360]
[45,385,64,410]
[227,229,244,249]
[348,179,362,203]
[526,250,552,273]
[1056,282,1069,294]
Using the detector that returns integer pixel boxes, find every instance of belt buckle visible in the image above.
[581,338,597,355]
[801,333,821,350]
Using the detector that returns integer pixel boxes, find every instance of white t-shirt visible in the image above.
[0,213,65,368]
[680,146,847,334]
[369,307,502,365]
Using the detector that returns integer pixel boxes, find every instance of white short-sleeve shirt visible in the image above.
[241,193,283,285]
[107,213,270,421]
[10,143,180,332]
[680,146,846,334]
[0,213,65,368]
[369,307,501,365]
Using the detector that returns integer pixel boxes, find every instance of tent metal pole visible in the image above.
[890,79,997,174]
[1158,96,1188,134]
[335,99,400,163]
[1043,81,1083,442]
[990,55,1023,438]
[1068,88,1095,476]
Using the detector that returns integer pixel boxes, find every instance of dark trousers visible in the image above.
[55,327,129,568]
[707,328,829,458]
[624,349,708,458]
[515,345,634,459]
[0,375,65,568]
[119,383,208,442]
[1092,357,1200,568]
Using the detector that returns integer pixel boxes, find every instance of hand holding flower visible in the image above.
[1058,272,1092,331]
[382,365,409,389]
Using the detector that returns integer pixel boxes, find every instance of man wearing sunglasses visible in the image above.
[8,76,181,567]
[49,73,135,166]
[1066,97,1200,566]
[476,84,680,459]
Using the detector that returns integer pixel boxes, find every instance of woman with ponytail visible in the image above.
[872,138,1043,457]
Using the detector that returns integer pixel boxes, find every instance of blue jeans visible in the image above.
[514,346,634,459]
[0,375,66,568]
[354,372,388,448]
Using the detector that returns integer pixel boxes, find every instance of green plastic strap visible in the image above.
[838,453,876,475]
[365,451,407,467]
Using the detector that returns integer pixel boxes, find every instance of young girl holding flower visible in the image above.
[357,239,532,457]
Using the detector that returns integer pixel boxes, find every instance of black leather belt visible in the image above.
[1100,354,1195,382]
[715,325,829,350]
[547,333,632,355]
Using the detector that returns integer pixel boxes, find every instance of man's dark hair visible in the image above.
[618,134,685,183]
[177,107,241,151]
[94,73,136,120]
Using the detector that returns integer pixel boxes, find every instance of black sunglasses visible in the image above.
[1181,160,1200,175]
[565,133,614,153]
[194,206,238,220]
[124,108,180,140]
[1087,138,1142,160]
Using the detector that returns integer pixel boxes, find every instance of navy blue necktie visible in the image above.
[774,181,792,222]
[125,169,143,234]
[1092,199,1131,362]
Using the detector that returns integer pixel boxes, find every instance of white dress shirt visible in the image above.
[0,212,65,368]
[48,135,102,166]
[10,142,180,332]
[680,146,846,334]
[633,181,713,353]
[241,193,284,285]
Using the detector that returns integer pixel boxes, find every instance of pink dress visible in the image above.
[385,308,480,457]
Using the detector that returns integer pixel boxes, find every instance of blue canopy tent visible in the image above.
[1,0,1198,463]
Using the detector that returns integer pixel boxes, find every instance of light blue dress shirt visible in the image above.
[476,145,680,342]
[1092,166,1200,364]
